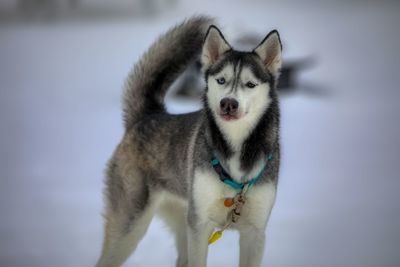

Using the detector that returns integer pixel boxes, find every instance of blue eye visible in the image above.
[246,81,257,88]
[216,77,226,85]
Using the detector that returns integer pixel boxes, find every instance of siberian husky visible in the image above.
[95,16,282,267]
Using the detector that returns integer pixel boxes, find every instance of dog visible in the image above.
[95,16,282,267]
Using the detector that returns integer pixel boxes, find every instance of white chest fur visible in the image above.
[192,168,276,230]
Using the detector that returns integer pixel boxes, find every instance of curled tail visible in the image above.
[123,16,214,129]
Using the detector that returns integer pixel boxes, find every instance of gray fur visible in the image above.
[123,16,213,130]
[96,16,281,267]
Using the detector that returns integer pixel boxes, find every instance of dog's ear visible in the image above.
[201,25,231,70]
[254,30,282,77]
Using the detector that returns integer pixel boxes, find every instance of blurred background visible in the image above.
[1,0,399,266]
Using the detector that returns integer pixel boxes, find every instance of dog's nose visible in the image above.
[220,98,239,114]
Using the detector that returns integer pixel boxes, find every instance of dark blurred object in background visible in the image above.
[1,0,178,22]
[277,58,314,91]
[17,0,79,20]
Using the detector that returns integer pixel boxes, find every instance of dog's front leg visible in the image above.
[239,227,266,267]
[187,221,215,267]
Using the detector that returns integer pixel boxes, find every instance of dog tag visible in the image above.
[208,230,222,245]
[224,198,234,207]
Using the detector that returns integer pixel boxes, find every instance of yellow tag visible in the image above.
[208,230,222,245]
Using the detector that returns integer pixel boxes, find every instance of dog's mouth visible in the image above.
[220,112,239,121]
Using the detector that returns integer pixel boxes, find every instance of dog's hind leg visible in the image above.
[95,169,157,267]
[95,210,154,267]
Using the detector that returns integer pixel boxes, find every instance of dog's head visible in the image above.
[202,26,282,128]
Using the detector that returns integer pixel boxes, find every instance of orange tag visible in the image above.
[224,198,234,207]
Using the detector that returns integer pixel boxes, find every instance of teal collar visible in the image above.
[211,153,273,190]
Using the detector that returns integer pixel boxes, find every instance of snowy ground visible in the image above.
[1,1,400,266]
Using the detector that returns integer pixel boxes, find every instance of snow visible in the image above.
[0,1,399,266]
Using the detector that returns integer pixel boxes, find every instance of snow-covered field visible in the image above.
[1,1,399,266]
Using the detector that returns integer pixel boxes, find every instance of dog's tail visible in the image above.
[122,16,214,129]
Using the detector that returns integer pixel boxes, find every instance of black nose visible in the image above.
[220,98,239,114]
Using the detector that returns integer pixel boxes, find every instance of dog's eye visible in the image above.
[246,81,257,88]
[216,77,226,85]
